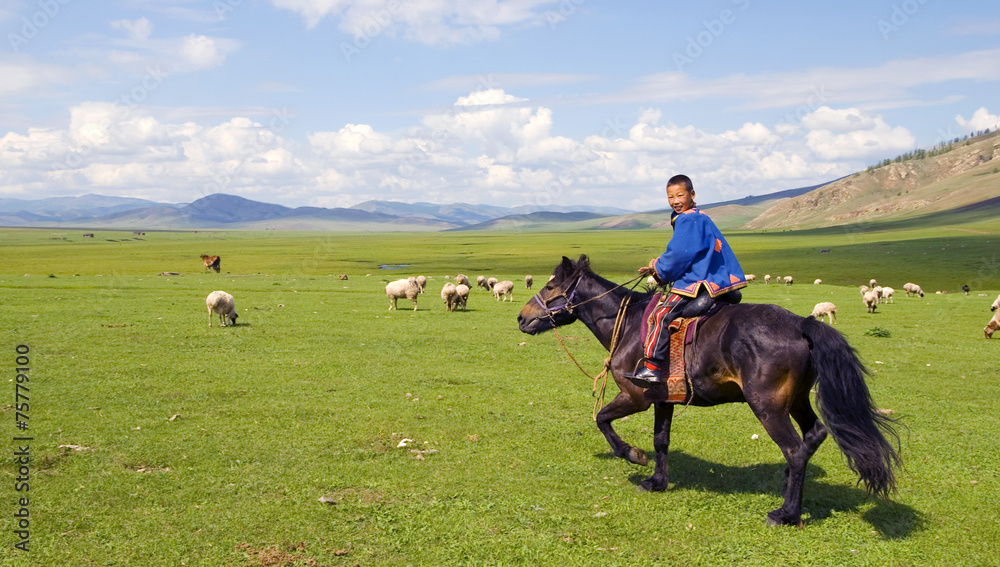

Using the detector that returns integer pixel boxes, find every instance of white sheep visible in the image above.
[647,275,658,287]
[477,275,488,290]
[454,274,471,288]
[456,284,470,310]
[985,311,1000,338]
[881,286,894,303]
[991,294,1000,312]
[206,291,238,327]
[860,285,870,295]
[783,275,794,285]
[415,275,427,294]
[903,283,924,297]
[493,280,514,302]
[873,285,884,303]
[813,279,822,285]
[764,274,771,285]
[863,290,879,313]
[441,282,458,311]
[746,274,756,283]
[870,279,877,288]
[487,277,498,291]
[525,274,533,289]
[811,302,837,324]
[386,279,420,311]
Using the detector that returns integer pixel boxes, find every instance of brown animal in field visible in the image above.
[201,254,221,273]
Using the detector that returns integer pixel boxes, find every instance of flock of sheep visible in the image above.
[202,263,1000,338]
[385,273,531,312]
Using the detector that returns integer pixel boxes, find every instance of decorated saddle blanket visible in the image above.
[640,293,701,403]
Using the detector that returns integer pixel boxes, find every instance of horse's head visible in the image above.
[517,255,588,334]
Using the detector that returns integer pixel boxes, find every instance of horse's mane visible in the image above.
[560,254,658,303]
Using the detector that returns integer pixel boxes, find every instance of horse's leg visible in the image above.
[753,406,809,527]
[639,402,674,492]
[595,390,651,466]
[791,398,827,460]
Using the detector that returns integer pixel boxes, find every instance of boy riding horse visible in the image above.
[627,175,746,401]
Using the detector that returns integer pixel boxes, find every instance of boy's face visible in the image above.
[666,183,695,213]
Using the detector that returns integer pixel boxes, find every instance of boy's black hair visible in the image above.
[667,174,694,192]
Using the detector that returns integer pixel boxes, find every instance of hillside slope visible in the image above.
[747,132,1000,230]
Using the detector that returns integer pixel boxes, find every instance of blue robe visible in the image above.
[652,208,747,298]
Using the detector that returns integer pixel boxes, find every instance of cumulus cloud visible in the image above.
[177,34,236,70]
[955,107,1000,131]
[803,106,915,161]
[0,90,914,209]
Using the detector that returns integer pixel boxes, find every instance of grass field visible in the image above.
[2,225,999,566]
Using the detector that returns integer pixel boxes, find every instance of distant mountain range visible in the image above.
[3,130,998,232]
[0,193,637,231]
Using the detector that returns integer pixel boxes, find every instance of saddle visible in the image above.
[639,293,720,403]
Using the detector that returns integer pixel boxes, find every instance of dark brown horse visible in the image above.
[201,254,221,273]
[517,255,901,527]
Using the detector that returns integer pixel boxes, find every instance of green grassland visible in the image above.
[1,224,999,566]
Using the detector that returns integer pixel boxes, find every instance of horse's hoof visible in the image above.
[627,447,648,466]
[638,477,667,492]
[765,510,801,527]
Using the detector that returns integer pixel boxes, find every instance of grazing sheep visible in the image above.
[206,291,238,327]
[455,274,471,288]
[985,313,1000,338]
[863,290,879,313]
[813,279,822,285]
[338,274,349,280]
[903,283,924,297]
[525,274,533,289]
[860,285,870,295]
[745,274,756,283]
[415,275,427,293]
[873,285,884,303]
[870,279,877,288]
[455,284,470,310]
[783,275,793,285]
[493,280,514,302]
[881,286,894,303]
[764,274,771,285]
[487,277,498,291]
[991,294,1000,312]
[811,302,837,325]
[477,275,488,290]
[647,275,658,287]
[386,279,420,311]
[962,284,970,295]
[441,282,458,312]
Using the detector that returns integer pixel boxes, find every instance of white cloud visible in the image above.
[178,34,234,70]
[111,17,154,42]
[803,107,915,161]
[270,0,553,44]
[955,107,1000,131]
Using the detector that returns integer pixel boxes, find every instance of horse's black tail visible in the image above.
[802,316,901,498]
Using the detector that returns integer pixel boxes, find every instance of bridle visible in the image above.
[531,270,646,321]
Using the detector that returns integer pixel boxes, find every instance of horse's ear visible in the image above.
[560,256,575,272]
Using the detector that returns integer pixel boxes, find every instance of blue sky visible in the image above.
[1,0,999,211]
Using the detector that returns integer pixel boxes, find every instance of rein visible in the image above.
[545,273,646,420]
